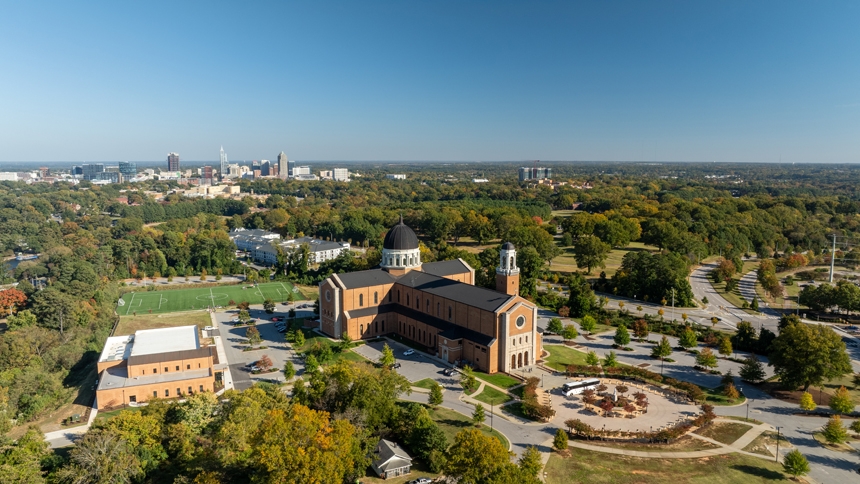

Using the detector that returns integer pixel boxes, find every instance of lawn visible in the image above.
[694,422,753,445]
[701,385,747,406]
[473,370,520,389]
[412,378,438,390]
[473,386,513,406]
[118,281,299,315]
[115,311,212,336]
[406,403,509,449]
[543,345,590,372]
[821,373,860,403]
[295,329,366,366]
[585,435,719,452]
[550,242,659,278]
[93,406,141,423]
[545,448,795,484]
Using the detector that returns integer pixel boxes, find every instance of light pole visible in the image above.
[775,426,781,462]
[491,402,494,431]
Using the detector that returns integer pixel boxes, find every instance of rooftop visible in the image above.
[421,259,471,277]
[98,335,134,364]
[130,325,199,357]
[98,366,212,391]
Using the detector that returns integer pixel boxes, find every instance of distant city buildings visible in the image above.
[319,168,349,181]
[386,174,406,180]
[229,228,350,265]
[220,147,229,180]
[472,178,489,183]
[518,166,552,182]
[167,152,180,172]
[118,161,137,179]
[292,166,311,177]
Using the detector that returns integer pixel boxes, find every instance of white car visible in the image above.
[203,326,215,331]
[403,349,415,356]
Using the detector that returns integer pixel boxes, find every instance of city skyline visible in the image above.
[1,1,859,163]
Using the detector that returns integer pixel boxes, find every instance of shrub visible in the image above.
[822,415,848,444]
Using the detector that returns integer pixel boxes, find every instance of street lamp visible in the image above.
[775,426,781,462]
[491,402,494,431]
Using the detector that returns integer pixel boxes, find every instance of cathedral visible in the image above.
[318,217,540,374]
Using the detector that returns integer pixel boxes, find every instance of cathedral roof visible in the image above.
[382,216,419,251]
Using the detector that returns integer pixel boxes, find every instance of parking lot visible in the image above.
[352,340,463,390]
[212,302,314,391]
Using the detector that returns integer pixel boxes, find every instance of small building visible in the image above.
[386,174,406,180]
[370,439,412,479]
[95,326,219,410]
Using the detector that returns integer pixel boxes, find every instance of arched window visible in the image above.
[526,335,528,343]
[406,294,410,306]
[374,292,378,304]
[359,294,364,307]
[360,324,364,334]
[416,297,420,309]
[448,306,452,321]
[375,321,378,333]
[396,256,401,266]
[398,290,401,302]
[525,351,529,366]
[512,338,515,346]
[437,302,440,316]
[426,300,430,312]
[519,337,522,345]
[509,256,514,268]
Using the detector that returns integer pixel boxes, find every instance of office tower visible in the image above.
[38,167,50,178]
[277,151,287,172]
[167,152,180,171]
[220,146,228,179]
[271,163,279,177]
[518,166,551,182]
[82,163,105,181]
[260,160,271,177]
[118,161,137,179]
[287,159,295,177]
[203,166,213,181]
[292,166,311,176]
[333,168,349,181]
[72,166,83,176]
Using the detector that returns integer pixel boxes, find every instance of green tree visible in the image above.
[679,327,698,349]
[263,298,275,313]
[603,351,618,368]
[546,318,564,335]
[56,429,144,484]
[517,446,543,477]
[782,449,810,478]
[750,297,759,312]
[573,235,611,274]
[429,382,444,407]
[553,428,568,451]
[445,428,512,483]
[0,426,49,483]
[829,386,855,414]
[850,419,860,434]
[739,355,766,383]
[822,415,848,444]
[304,354,320,375]
[613,324,630,348]
[5,310,37,331]
[769,323,852,391]
[293,330,305,348]
[460,365,478,393]
[379,343,396,368]
[579,315,596,335]
[566,273,596,317]
[799,391,816,411]
[585,351,599,366]
[561,324,578,342]
[696,348,718,370]
[238,309,251,323]
[246,326,262,346]
[718,336,733,358]
[651,335,672,361]
[471,404,485,426]
[283,360,295,381]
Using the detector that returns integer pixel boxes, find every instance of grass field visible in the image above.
[115,311,212,336]
[473,386,513,406]
[545,448,795,484]
[550,242,659,277]
[694,422,753,445]
[413,378,438,390]
[118,282,299,315]
[473,370,520,389]
[543,344,591,372]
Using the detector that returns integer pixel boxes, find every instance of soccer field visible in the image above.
[117,282,301,315]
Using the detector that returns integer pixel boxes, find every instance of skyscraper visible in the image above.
[167,152,180,172]
[277,151,288,176]
[287,159,295,177]
[118,161,137,179]
[220,147,228,179]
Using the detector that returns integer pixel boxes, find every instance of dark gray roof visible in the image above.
[335,269,397,289]
[343,304,495,347]
[396,271,512,313]
[421,259,471,277]
[382,217,419,250]
[128,347,213,367]
[502,241,515,250]
[373,439,412,471]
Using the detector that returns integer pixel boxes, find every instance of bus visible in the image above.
[562,378,601,396]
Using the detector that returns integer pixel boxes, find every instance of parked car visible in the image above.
[277,327,286,333]
[392,362,401,369]
[203,326,215,331]
[271,317,282,322]
[403,349,415,356]
[442,368,455,376]
[230,318,240,323]
[409,478,432,484]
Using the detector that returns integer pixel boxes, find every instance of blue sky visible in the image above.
[0,1,858,163]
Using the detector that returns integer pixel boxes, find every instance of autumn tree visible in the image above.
[429,382,444,407]
[718,336,733,358]
[379,343,395,368]
[258,354,273,372]
[829,386,855,414]
[246,326,262,346]
[696,348,718,370]
[632,319,649,342]
[445,428,513,483]
[0,288,27,317]
[799,392,816,411]
[56,430,144,484]
[679,327,698,349]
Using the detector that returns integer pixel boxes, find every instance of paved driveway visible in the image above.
[353,339,455,385]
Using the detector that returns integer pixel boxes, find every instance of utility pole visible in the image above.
[671,288,675,322]
[829,234,836,283]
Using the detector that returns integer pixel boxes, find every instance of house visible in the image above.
[319,217,540,374]
[371,439,412,479]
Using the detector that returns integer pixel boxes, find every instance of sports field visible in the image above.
[118,282,301,315]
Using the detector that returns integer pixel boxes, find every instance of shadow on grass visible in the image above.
[729,465,785,481]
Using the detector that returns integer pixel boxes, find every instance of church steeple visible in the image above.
[496,242,519,296]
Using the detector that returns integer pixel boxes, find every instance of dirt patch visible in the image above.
[756,382,833,406]
[638,363,652,368]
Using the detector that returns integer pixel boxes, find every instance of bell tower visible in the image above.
[496,242,520,296]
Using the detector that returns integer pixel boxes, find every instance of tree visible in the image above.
[304,354,320,375]
[829,386,855,414]
[546,318,564,335]
[679,327,698,349]
[429,382,444,407]
[283,360,295,380]
[445,428,512,483]
[696,348,718,370]
[258,354,273,371]
[723,383,739,401]
[200,268,207,281]
[632,319,649,342]
[5,310,37,331]
[553,428,568,451]
[56,429,144,484]
[613,324,630,348]
[460,365,478,393]
[246,326,262,346]
[561,324,578,343]
[769,323,852,391]
[263,298,275,313]
[603,351,618,368]
[379,343,395,368]
[750,297,759,312]
[471,404,485,426]
[718,336,733,358]
[651,335,672,361]
[517,446,543,478]
[0,426,49,483]
[850,419,860,434]
[799,391,816,411]
[0,288,27,317]
[585,351,599,366]
[739,355,766,383]
[579,315,596,335]
[566,273,596,317]
[573,236,611,274]
[822,415,848,444]
[238,309,251,323]
[782,449,810,478]
[731,321,758,352]
[293,329,305,348]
